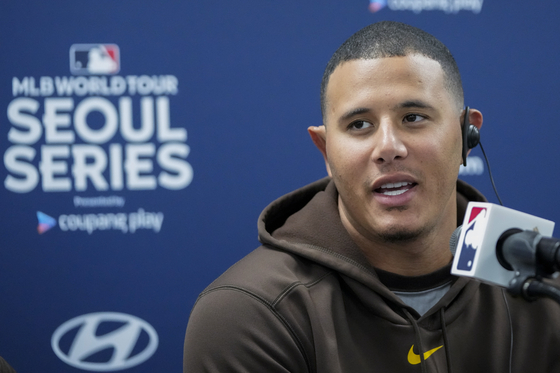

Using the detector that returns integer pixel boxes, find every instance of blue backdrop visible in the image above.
[2,1,560,372]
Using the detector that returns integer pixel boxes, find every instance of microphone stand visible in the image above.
[509,275,560,304]
[522,279,560,304]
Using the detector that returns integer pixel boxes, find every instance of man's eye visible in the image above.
[349,120,372,130]
[403,114,424,123]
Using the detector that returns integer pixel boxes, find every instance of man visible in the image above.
[184,21,560,372]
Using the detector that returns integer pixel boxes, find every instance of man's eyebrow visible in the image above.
[338,107,371,123]
[396,100,435,110]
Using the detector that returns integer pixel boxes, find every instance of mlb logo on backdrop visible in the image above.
[70,44,120,75]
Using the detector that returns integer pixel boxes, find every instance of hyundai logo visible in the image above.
[51,312,158,371]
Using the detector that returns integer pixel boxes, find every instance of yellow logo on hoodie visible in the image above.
[407,345,443,365]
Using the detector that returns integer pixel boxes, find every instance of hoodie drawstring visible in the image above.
[440,308,452,373]
[403,309,428,373]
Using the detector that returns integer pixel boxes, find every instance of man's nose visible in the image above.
[371,122,408,164]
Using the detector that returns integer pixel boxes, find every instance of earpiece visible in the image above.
[461,106,480,167]
[460,107,503,205]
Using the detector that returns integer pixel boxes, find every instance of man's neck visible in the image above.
[359,239,453,276]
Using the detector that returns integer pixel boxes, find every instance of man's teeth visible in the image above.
[378,181,413,196]
[380,181,411,189]
[383,189,407,196]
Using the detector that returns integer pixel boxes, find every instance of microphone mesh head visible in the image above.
[450,225,462,256]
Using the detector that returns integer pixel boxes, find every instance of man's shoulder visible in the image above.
[184,246,319,372]
[200,245,334,306]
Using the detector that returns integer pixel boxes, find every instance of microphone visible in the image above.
[496,229,560,275]
[451,202,555,288]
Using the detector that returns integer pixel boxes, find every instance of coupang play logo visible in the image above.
[368,0,483,14]
[35,208,165,235]
[37,211,57,234]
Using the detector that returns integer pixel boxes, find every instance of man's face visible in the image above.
[317,55,463,244]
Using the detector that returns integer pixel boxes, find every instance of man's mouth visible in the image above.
[374,181,417,196]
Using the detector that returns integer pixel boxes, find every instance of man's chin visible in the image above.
[376,226,424,243]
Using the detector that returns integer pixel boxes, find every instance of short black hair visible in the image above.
[320,21,464,119]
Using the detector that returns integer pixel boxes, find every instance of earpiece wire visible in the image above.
[478,141,503,206]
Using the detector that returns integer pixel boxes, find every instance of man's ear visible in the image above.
[469,108,483,130]
[308,125,332,177]
[466,108,483,157]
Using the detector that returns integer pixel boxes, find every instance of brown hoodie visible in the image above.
[184,177,560,372]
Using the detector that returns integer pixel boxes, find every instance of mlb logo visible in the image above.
[70,44,120,75]
[456,207,487,272]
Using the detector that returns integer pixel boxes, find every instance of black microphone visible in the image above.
[496,229,560,275]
